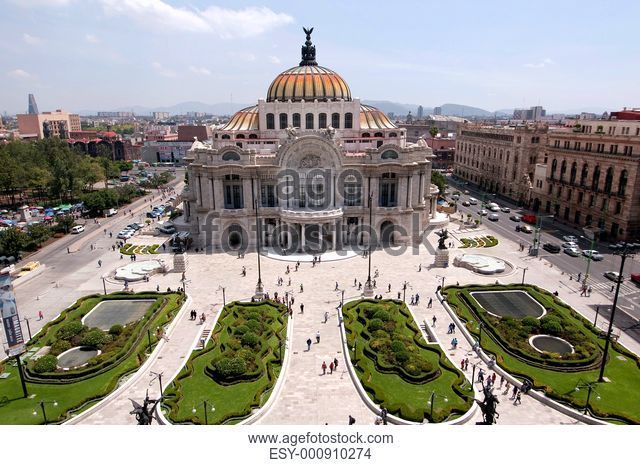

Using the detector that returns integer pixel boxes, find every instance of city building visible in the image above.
[17,109,81,140]
[512,106,546,121]
[28,93,39,115]
[152,112,170,120]
[530,113,640,240]
[96,111,135,118]
[453,124,548,204]
[179,29,437,252]
[417,105,424,119]
[177,125,211,142]
[433,106,442,116]
[400,115,467,142]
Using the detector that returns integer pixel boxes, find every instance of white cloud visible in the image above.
[188,65,211,76]
[151,62,176,78]
[23,33,42,45]
[524,58,554,69]
[98,0,293,38]
[7,69,34,79]
[85,34,100,44]
[268,55,281,64]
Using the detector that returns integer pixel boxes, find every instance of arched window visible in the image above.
[389,132,397,138]
[318,113,327,128]
[223,174,243,209]
[381,150,398,159]
[344,112,353,129]
[305,113,314,129]
[618,170,628,196]
[379,173,398,207]
[560,160,567,181]
[570,162,577,184]
[331,113,340,128]
[374,132,383,138]
[580,163,588,186]
[266,113,275,129]
[222,151,241,161]
[292,113,301,128]
[279,113,288,129]
[362,132,370,138]
[248,134,258,139]
[221,134,231,139]
[604,167,614,193]
[235,134,245,139]
[550,159,557,179]
[592,165,601,191]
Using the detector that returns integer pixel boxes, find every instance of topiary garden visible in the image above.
[342,299,472,423]
[163,300,288,425]
[444,284,640,424]
[0,292,184,424]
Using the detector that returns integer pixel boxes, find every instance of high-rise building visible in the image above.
[152,112,170,120]
[28,93,39,115]
[17,109,81,140]
[417,105,424,119]
[433,106,442,116]
[513,106,546,121]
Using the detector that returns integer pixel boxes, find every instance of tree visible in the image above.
[429,126,439,138]
[54,215,76,234]
[0,227,28,257]
[431,170,447,195]
[26,223,52,249]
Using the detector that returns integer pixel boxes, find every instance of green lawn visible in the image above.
[163,300,288,425]
[342,299,473,423]
[445,284,640,424]
[0,292,183,424]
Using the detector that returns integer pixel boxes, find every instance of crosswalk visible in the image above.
[589,280,640,297]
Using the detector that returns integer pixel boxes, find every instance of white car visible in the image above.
[117,229,135,239]
[478,209,488,216]
[469,197,478,205]
[561,241,579,249]
[604,271,622,282]
[501,207,511,213]
[489,205,500,212]
[583,250,604,261]
[564,247,581,257]
[562,235,578,243]
[488,213,499,221]
[70,225,85,234]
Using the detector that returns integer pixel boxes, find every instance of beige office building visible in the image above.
[17,110,81,139]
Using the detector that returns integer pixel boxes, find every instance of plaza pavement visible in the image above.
[7,205,639,425]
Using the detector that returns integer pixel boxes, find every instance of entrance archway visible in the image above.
[380,220,395,245]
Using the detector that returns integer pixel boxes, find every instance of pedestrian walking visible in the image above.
[358,282,362,290]
[354,278,357,287]
[380,407,388,425]
[306,338,312,351]
[514,390,522,405]
[477,369,485,384]
[491,372,497,385]
[322,361,327,375]
[329,361,334,374]
[460,359,465,370]
[335,282,339,291]
[156,284,160,292]
[38,310,43,320]
[464,358,469,371]
[418,264,422,272]
[300,303,304,314]
[348,415,356,425]
[511,385,518,399]
[316,330,320,343]
[499,375,504,388]
[388,284,391,293]
[432,315,437,327]
[97,259,102,267]
[324,311,329,323]
[577,272,582,282]
[427,297,433,308]
[300,284,304,293]
[334,357,339,370]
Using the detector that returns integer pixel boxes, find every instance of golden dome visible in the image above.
[360,104,397,130]
[266,27,351,103]
[220,105,259,131]
[267,65,351,102]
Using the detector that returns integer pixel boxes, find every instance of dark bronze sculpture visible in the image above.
[129,391,161,425]
[475,383,499,424]
[42,120,51,138]
[300,27,317,66]
[435,228,449,250]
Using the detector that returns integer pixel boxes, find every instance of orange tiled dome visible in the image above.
[266,65,351,103]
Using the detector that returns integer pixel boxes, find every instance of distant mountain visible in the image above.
[362,100,511,118]
[362,100,431,116]
[77,101,252,117]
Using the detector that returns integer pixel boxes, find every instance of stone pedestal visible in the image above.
[254,281,265,300]
[173,253,188,273]
[363,282,375,298]
[434,248,450,268]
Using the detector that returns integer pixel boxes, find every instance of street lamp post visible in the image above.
[147,328,152,353]
[23,317,32,340]
[254,198,263,299]
[593,305,600,327]
[575,380,600,415]
[102,276,107,295]
[520,267,528,285]
[192,400,215,425]
[580,233,597,287]
[364,193,374,297]
[531,215,554,257]
[598,242,638,382]
[222,287,226,307]
[33,400,58,425]
[402,281,408,303]
[341,289,345,308]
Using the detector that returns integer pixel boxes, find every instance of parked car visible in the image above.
[522,214,537,224]
[564,247,581,257]
[501,207,511,213]
[562,235,578,243]
[103,208,118,217]
[451,194,460,200]
[462,201,470,207]
[561,241,579,249]
[488,213,499,221]
[631,273,640,285]
[510,215,522,222]
[70,225,85,234]
[468,197,478,205]
[543,243,561,253]
[604,271,622,282]
[127,223,145,231]
[478,209,488,216]
[147,211,161,218]
[463,190,470,194]
[117,229,135,239]
[582,250,604,261]
[516,225,533,233]
[489,205,500,212]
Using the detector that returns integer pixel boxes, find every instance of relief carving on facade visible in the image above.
[299,154,322,168]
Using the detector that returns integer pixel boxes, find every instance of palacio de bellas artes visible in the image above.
[178,28,439,255]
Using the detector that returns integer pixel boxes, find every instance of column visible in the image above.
[318,223,323,249]
[332,220,337,250]
[209,177,215,210]
[262,219,267,245]
[215,177,224,210]
[406,175,412,207]
[301,223,306,250]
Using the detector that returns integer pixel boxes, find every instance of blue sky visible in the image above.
[2,0,639,115]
